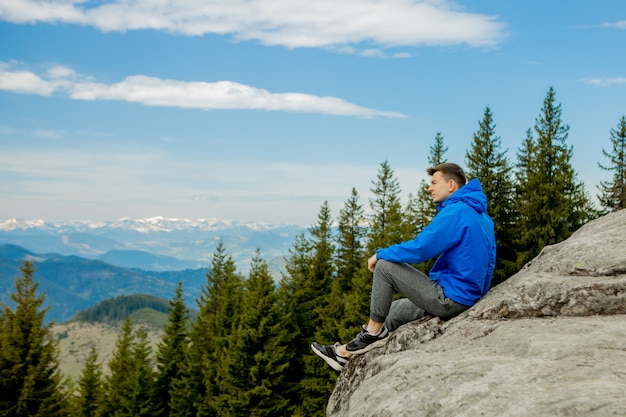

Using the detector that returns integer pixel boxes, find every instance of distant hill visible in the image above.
[98,249,201,271]
[71,293,170,325]
[0,243,37,260]
[54,294,200,380]
[0,244,207,323]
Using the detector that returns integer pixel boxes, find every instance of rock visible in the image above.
[327,210,626,417]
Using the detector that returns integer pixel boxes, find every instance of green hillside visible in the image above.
[71,293,170,328]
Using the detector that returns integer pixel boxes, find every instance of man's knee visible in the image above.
[374,259,396,275]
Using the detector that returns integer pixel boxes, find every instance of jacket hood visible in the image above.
[438,178,488,214]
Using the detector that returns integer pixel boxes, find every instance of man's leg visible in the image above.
[371,260,468,322]
[338,261,435,355]
[384,298,426,332]
[313,260,469,368]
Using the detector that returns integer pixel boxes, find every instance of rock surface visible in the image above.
[327,210,626,417]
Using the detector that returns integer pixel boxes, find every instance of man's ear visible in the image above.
[448,179,458,192]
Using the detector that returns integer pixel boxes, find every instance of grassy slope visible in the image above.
[53,309,167,382]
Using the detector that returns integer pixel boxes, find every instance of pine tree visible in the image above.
[75,345,104,417]
[597,115,626,212]
[217,251,291,417]
[515,87,595,267]
[102,318,135,416]
[185,241,243,417]
[335,189,366,294]
[307,201,336,343]
[154,282,189,417]
[276,233,313,415]
[429,132,448,166]
[368,160,404,250]
[0,261,69,417]
[335,188,368,342]
[338,161,404,341]
[127,326,159,416]
[300,202,338,417]
[167,363,195,417]
[414,180,437,234]
[101,319,159,416]
[465,106,517,284]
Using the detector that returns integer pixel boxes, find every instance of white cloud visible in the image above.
[0,67,58,95]
[0,0,506,52]
[47,65,78,79]
[0,62,404,117]
[32,129,65,139]
[0,0,83,23]
[602,20,626,29]
[582,77,626,87]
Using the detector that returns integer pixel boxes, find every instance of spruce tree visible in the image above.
[154,282,189,417]
[368,160,404,250]
[186,241,243,416]
[102,318,135,416]
[300,202,338,417]
[414,180,437,234]
[307,201,336,343]
[515,87,595,267]
[429,132,448,166]
[217,251,291,417]
[167,352,196,417]
[276,233,313,415]
[597,115,626,212]
[75,345,104,417]
[465,106,517,284]
[101,320,158,416]
[402,192,420,241]
[335,189,366,294]
[335,188,368,342]
[127,326,159,416]
[338,161,404,339]
[0,261,68,417]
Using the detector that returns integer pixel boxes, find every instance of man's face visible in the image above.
[428,171,455,204]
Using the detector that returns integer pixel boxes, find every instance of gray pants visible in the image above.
[371,260,469,331]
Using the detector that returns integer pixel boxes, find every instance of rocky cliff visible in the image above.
[327,210,626,417]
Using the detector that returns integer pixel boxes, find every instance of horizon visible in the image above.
[1,0,625,226]
[0,216,307,233]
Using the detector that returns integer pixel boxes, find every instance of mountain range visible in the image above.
[0,243,208,323]
[0,217,304,322]
[0,217,304,272]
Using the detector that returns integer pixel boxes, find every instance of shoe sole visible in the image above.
[311,343,344,372]
[345,337,389,355]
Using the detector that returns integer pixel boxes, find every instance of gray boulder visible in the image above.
[327,210,626,417]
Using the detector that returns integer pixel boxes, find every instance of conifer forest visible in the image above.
[1,87,625,416]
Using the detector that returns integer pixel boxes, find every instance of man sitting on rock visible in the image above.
[312,162,497,371]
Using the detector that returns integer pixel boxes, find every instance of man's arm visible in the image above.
[367,254,378,273]
[374,206,464,266]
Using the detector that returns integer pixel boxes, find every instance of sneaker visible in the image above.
[345,325,389,355]
[311,342,349,371]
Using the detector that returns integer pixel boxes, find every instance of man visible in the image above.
[312,162,496,371]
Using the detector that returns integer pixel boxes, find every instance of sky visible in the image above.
[1,0,625,227]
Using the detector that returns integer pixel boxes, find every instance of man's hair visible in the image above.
[426,163,467,187]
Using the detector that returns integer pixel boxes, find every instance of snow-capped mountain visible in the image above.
[0,216,282,233]
[0,217,304,273]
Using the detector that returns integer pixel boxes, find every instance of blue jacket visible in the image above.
[376,178,496,306]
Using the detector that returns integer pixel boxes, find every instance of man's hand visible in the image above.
[367,254,378,273]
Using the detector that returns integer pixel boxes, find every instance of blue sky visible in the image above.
[1,0,625,226]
